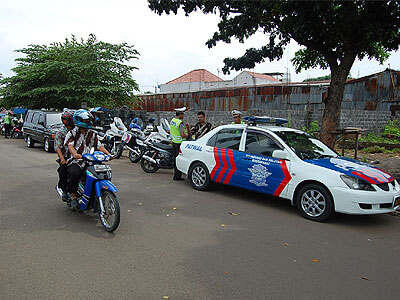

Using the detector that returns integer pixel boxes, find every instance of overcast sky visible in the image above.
[1,0,400,93]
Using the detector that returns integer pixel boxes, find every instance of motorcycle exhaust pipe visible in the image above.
[142,155,157,164]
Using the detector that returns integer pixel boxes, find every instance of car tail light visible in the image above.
[51,134,55,139]
[179,147,182,154]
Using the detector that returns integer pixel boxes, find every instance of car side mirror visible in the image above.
[272,150,290,161]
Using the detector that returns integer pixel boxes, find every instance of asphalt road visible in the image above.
[1,137,400,300]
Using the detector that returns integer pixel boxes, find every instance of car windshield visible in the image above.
[46,113,62,126]
[275,130,338,160]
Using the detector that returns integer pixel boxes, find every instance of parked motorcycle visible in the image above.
[55,149,120,232]
[140,140,175,173]
[122,118,172,164]
[120,118,147,163]
[103,117,127,159]
[11,119,23,139]
[122,129,147,163]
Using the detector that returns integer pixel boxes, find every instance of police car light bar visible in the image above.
[244,116,288,126]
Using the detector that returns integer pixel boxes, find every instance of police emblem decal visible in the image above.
[248,164,272,187]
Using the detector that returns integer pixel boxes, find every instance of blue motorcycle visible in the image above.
[57,150,120,232]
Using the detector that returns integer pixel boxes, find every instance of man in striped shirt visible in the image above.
[64,110,112,204]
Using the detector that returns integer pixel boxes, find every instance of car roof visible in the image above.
[27,110,60,114]
[221,124,302,133]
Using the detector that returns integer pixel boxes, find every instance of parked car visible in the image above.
[23,110,63,152]
[176,116,400,222]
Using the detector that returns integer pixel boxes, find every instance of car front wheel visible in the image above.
[26,135,34,148]
[297,184,334,222]
[44,138,53,152]
[189,162,210,191]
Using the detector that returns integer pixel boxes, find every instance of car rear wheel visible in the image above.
[189,162,210,191]
[297,184,334,222]
[26,135,34,148]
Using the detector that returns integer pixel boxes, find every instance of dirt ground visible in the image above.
[340,149,400,181]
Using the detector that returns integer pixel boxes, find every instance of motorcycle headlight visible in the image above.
[340,175,375,191]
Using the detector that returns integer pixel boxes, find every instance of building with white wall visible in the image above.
[159,69,280,94]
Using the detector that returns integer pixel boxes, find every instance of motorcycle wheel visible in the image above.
[113,145,123,159]
[129,148,141,163]
[140,150,159,173]
[99,190,120,232]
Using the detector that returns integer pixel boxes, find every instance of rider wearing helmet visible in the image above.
[55,110,75,201]
[64,109,112,205]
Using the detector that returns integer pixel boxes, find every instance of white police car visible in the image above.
[176,117,400,221]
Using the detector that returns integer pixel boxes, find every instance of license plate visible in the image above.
[94,164,111,172]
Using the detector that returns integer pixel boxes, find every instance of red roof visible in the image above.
[166,69,223,84]
[248,71,279,82]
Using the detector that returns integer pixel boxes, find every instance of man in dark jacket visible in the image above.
[191,111,212,140]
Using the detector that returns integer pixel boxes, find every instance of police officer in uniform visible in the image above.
[170,107,190,180]
[231,110,245,124]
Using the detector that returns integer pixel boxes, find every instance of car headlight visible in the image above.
[340,175,375,191]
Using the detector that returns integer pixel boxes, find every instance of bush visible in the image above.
[383,120,400,137]
[363,146,385,153]
[359,133,400,144]
[301,120,320,135]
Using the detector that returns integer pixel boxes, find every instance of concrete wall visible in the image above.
[140,108,392,133]
[138,69,400,132]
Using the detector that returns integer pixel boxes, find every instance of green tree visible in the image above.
[148,0,400,147]
[303,75,331,82]
[0,34,140,109]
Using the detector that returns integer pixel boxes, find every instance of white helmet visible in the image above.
[231,110,242,117]
[174,107,187,113]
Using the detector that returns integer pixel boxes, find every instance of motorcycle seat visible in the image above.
[153,142,173,150]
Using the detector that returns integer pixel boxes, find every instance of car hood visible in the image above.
[304,157,394,184]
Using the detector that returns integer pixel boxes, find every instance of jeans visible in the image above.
[172,143,182,179]
[67,163,82,194]
[57,164,68,193]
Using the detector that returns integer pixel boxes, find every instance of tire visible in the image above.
[113,145,123,159]
[296,184,334,222]
[188,162,210,191]
[140,150,159,173]
[26,135,35,148]
[99,190,120,232]
[129,148,141,163]
[44,138,53,152]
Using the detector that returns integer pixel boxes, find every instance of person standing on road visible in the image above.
[191,111,212,140]
[231,110,245,125]
[170,107,190,181]
[3,111,13,139]
[55,110,75,202]
[64,109,112,208]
